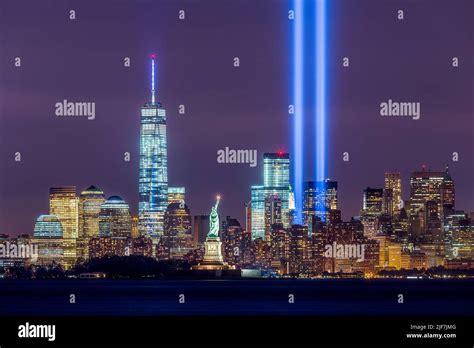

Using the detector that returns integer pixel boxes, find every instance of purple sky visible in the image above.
[0,0,472,236]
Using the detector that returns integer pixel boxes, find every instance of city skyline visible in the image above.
[1,0,472,237]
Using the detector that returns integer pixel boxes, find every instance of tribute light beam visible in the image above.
[293,0,304,225]
[315,0,326,183]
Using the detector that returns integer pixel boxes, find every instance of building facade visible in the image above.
[99,196,132,238]
[139,56,168,240]
[251,153,290,239]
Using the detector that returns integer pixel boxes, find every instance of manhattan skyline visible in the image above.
[0,0,472,236]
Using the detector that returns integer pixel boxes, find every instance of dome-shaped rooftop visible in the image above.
[107,195,124,202]
[36,214,60,222]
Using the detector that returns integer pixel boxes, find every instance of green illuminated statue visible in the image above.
[208,196,221,238]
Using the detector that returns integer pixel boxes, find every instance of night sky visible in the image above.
[0,0,472,236]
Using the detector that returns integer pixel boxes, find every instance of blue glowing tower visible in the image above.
[138,55,168,239]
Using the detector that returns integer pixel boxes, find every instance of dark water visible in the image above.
[0,279,472,316]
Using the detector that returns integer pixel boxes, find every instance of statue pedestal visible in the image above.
[203,237,224,263]
[192,237,234,270]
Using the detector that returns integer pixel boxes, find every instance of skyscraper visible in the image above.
[264,194,282,240]
[409,166,455,222]
[79,186,105,239]
[77,186,106,261]
[32,215,64,267]
[384,173,402,215]
[251,152,290,240]
[99,196,132,238]
[33,215,64,238]
[139,55,168,240]
[49,186,78,268]
[162,202,194,259]
[361,187,383,238]
[167,187,185,205]
[303,180,338,224]
[50,186,78,239]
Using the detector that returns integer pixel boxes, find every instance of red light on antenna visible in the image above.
[150,54,156,59]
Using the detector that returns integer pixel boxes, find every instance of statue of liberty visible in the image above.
[207,195,220,238]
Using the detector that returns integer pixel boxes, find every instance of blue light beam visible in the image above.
[315,0,326,182]
[293,0,304,225]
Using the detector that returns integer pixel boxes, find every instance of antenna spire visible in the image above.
[150,54,156,104]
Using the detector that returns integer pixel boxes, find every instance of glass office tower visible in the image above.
[251,153,290,239]
[139,56,168,239]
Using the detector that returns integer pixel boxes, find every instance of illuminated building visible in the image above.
[444,211,473,259]
[162,202,194,260]
[409,251,427,270]
[409,166,455,223]
[33,215,63,238]
[360,187,383,239]
[139,55,168,239]
[245,201,251,233]
[441,167,455,210]
[99,196,132,238]
[251,153,290,240]
[222,217,244,266]
[49,186,78,269]
[375,235,403,270]
[89,237,127,259]
[264,194,282,241]
[131,215,139,238]
[250,185,265,239]
[50,186,78,239]
[387,244,402,270]
[130,235,153,257]
[444,259,474,270]
[288,224,310,274]
[362,188,383,213]
[270,224,291,273]
[253,238,272,269]
[382,189,393,216]
[384,173,401,215]
[303,180,338,224]
[168,187,185,205]
[419,244,445,268]
[32,215,64,267]
[78,186,105,260]
[78,186,105,238]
